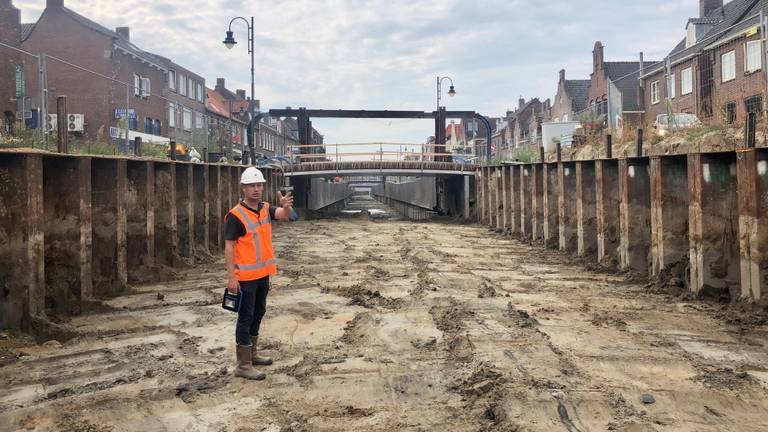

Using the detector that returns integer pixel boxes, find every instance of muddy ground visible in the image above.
[2,200,768,431]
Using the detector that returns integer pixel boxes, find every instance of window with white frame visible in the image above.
[745,40,762,73]
[666,73,675,99]
[183,107,192,131]
[179,74,187,96]
[721,50,736,82]
[169,70,176,91]
[188,79,195,100]
[140,77,150,98]
[681,67,693,95]
[134,74,141,96]
[196,83,203,103]
[195,112,203,130]
[168,103,176,127]
[651,80,660,104]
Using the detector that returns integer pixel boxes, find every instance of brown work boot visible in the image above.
[251,336,273,366]
[234,345,266,380]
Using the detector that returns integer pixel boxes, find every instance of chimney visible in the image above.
[700,0,722,18]
[236,89,246,99]
[46,0,63,9]
[115,27,129,40]
[593,41,604,72]
[639,52,644,86]
[216,78,225,90]
[518,97,525,109]
[559,69,565,83]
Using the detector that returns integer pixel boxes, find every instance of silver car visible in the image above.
[654,113,700,137]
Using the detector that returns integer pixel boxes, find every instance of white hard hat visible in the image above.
[241,167,266,184]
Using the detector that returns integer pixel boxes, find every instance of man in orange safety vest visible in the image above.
[225,166,294,380]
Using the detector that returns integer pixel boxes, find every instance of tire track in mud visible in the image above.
[428,295,523,431]
[500,300,658,430]
[0,327,222,418]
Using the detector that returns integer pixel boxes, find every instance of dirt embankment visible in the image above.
[547,123,765,163]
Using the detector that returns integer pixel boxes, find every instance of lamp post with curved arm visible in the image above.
[436,76,456,111]
[223,16,256,163]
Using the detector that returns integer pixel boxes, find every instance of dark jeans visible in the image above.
[235,276,270,346]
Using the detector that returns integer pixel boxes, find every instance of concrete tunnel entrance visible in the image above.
[288,173,474,221]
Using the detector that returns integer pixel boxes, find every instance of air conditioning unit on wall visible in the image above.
[45,113,57,132]
[67,114,84,132]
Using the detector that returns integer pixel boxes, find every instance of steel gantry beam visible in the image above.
[268,109,477,119]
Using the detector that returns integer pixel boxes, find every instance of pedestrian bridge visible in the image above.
[279,142,476,177]
[283,160,476,177]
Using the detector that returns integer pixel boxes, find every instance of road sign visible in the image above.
[15,65,24,98]
[114,108,136,119]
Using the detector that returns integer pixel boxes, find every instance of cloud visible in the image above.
[16,0,699,144]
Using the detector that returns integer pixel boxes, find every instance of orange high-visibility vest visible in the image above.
[226,202,277,281]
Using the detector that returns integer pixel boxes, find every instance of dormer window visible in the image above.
[686,22,697,48]
[686,17,718,49]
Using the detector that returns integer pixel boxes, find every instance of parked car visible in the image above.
[653,113,700,137]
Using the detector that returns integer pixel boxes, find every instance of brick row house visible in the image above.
[551,69,589,123]
[641,0,767,126]
[0,0,21,131]
[445,121,465,154]
[21,0,169,147]
[155,55,207,149]
[447,0,763,161]
[205,86,248,159]
[586,42,656,135]
[492,98,549,159]
[208,77,300,159]
[7,0,306,160]
[464,117,498,160]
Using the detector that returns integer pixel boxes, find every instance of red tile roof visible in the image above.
[205,88,246,124]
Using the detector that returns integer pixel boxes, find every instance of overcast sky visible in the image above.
[17,0,699,145]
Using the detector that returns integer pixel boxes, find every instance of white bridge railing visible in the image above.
[286,142,476,164]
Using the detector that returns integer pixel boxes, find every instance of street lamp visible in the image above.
[436,76,456,111]
[223,16,256,164]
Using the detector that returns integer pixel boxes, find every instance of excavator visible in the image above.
[166,142,201,162]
